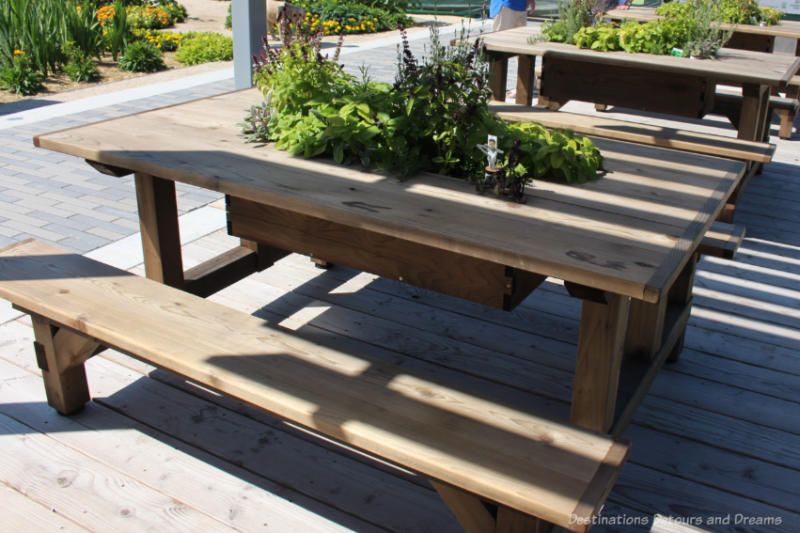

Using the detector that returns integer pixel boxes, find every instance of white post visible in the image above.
[232,0,267,89]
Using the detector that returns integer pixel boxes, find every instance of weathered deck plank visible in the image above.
[3,99,800,532]
[0,412,240,532]
[0,482,90,533]
[0,357,377,533]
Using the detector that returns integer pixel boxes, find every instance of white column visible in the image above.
[232,0,267,89]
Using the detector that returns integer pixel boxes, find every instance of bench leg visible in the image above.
[31,317,101,415]
[535,95,566,111]
[433,481,495,533]
[571,293,629,433]
[432,481,552,533]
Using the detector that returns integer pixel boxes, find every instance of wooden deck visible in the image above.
[1,102,799,531]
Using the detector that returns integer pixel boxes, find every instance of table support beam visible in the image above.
[571,293,629,433]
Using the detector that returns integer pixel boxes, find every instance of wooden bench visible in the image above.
[490,102,775,164]
[490,102,766,224]
[0,239,629,533]
[714,90,800,140]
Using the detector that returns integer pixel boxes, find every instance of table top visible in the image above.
[481,26,800,88]
[34,88,744,303]
[606,6,800,39]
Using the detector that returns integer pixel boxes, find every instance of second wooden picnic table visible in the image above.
[605,6,800,137]
[482,26,800,143]
[605,6,800,54]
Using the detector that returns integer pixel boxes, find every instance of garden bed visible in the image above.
[0,0,459,106]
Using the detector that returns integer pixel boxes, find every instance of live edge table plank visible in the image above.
[34,88,744,437]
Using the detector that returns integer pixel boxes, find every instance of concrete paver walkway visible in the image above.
[0,19,495,254]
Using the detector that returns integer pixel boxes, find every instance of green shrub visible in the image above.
[160,1,187,24]
[118,40,165,71]
[64,55,100,81]
[0,53,45,95]
[175,33,232,65]
[62,40,100,81]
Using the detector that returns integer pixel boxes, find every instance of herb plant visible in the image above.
[544,0,734,58]
[249,29,603,202]
[541,0,599,45]
[657,0,783,26]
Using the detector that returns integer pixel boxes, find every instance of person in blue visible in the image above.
[490,0,535,32]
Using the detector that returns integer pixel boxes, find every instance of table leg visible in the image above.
[489,53,509,102]
[571,293,629,433]
[134,172,184,288]
[665,253,697,363]
[737,83,770,143]
[515,55,535,107]
[624,297,668,360]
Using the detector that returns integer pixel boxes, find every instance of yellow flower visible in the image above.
[13,49,23,56]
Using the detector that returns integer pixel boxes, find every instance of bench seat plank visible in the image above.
[0,239,628,532]
[490,102,775,163]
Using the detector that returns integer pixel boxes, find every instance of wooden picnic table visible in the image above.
[34,87,744,437]
[482,26,800,143]
[605,6,800,136]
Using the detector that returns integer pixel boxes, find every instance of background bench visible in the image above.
[0,239,629,533]
[490,102,775,164]
[490,102,764,225]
